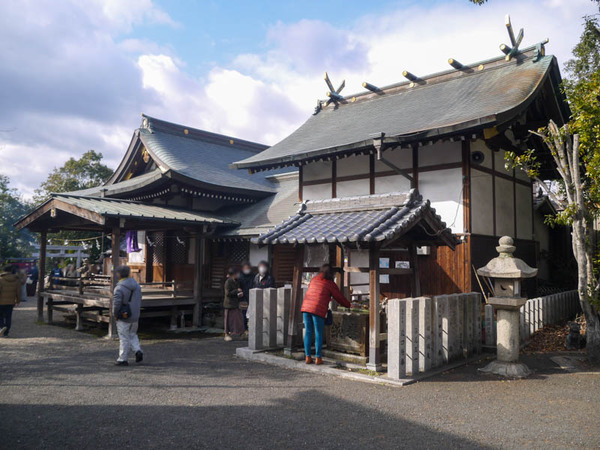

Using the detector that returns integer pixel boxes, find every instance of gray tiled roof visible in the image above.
[218,172,300,237]
[53,194,236,225]
[233,47,560,170]
[252,190,457,248]
[63,170,164,197]
[139,116,279,193]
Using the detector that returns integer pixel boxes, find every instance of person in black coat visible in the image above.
[253,261,275,289]
[237,262,254,330]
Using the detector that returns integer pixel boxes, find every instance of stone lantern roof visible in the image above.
[477,236,538,279]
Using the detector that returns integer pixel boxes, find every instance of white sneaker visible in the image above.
[224,335,233,342]
[0,327,7,337]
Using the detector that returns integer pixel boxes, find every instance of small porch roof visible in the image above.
[15,193,238,232]
[252,190,458,248]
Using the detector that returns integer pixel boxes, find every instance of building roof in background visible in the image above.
[15,193,237,231]
[64,170,164,197]
[136,115,281,193]
[217,172,300,238]
[233,46,563,171]
[252,190,457,248]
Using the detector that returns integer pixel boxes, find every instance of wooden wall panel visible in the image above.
[272,244,296,286]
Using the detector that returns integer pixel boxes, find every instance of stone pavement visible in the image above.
[1,303,599,449]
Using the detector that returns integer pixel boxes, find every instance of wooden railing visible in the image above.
[46,275,192,299]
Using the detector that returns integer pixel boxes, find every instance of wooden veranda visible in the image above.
[14,193,237,337]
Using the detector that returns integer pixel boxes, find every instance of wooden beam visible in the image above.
[369,153,375,194]
[412,144,419,190]
[285,245,305,355]
[298,165,303,202]
[367,243,381,371]
[37,230,47,322]
[192,233,205,327]
[409,244,421,297]
[108,224,120,338]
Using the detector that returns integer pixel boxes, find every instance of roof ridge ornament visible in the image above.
[500,14,524,61]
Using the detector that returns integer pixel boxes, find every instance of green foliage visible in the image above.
[33,150,113,204]
[0,175,35,260]
[32,150,113,254]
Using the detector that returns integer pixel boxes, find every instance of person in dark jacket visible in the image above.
[237,262,254,331]
[27,261,39,297]
[301,264,351,365]
[112,265,143,366]
[223,267,244,341]
[0,265,22,337]
[253,261,275,289]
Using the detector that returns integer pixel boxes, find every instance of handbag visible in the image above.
[325,309,333,326]
[117,288,133,320]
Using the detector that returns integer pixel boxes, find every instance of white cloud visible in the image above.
[0,0,597,198]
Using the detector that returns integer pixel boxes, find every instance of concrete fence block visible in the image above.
[484,304,495,346]
[519,305,526,344]
[405,299,420,376]
[433,295,447,367]
[464,294,475,356]
[418,297,433,373]
[446,294,461,360]
[535,298,542,331]
[473,293,483,354]
[262,288,278,348]
[248,289,264,350]
[438,295,451,363]
[387,299,407,380]
[277,287,291,347]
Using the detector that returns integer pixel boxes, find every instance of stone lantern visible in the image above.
[477,236,537,378]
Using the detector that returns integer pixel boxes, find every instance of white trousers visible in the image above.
[117,320,141,362]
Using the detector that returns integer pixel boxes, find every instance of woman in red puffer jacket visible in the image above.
[301,264,351,365]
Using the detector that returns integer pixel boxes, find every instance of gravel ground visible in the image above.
[1,302,599,449]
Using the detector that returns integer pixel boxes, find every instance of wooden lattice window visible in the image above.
[171,233,188,265]
[151,232,165,265]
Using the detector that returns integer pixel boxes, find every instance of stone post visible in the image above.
[277,287,291,347]
[262,288,277,349]
[405,299,420,376]
[248,289,264,351]
[387,299,407,380]
[418,297,432,373]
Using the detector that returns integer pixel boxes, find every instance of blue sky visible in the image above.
[0,0,597,197]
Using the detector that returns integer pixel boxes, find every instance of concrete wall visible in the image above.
[388,293,483,380]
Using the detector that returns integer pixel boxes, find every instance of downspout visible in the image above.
[370,132,415,188]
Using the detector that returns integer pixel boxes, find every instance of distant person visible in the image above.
[112,265,143,366]
[301,264,351,365]
[237,262,254,330]
[65,264,78,287]
[253,261,275,289]
[49,263,63,287]
[27,261,39,297]
[0,265,22,337]
[223,267,244,341]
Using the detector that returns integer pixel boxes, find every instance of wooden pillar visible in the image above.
[108,224,120,338]
[37,230,47,322]
[367,243,382,371]
[285,245,305,355]
[409,243,421,297]
[192,232,205,327]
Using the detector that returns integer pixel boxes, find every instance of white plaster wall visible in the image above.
[375,174,411,194]
[349,249,369,289]
[494,149,513,176]
[303,183,332,201]
[471,170,494,235]
[515,167,530,182]
[419,140,461,166]
[337,154,370,177]
[374,147,412,172]
[419,168,464,233]
[516,183,533,240]
[337,179,370,197]
[249,244,268,266]
[470,139,493,170]
[303,161,332,181]
[495,177,515,237]
[533,209,551,280]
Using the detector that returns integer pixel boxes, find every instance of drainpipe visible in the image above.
[370,132,414,188]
